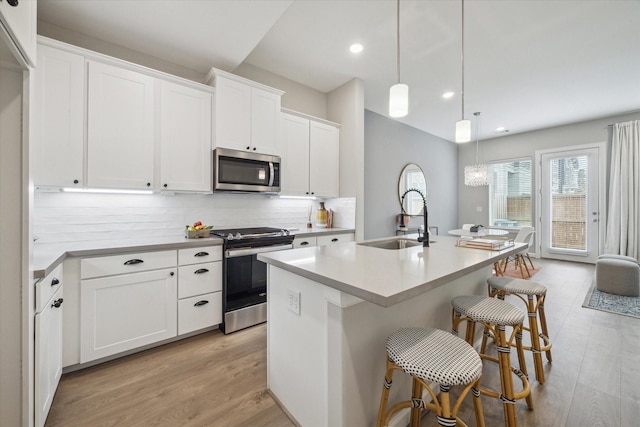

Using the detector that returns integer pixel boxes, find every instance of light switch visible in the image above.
[476,206,483,212]
[287,289,300,315]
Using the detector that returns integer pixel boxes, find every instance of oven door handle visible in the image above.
[226,244,293,258]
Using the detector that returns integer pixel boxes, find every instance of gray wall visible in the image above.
[364,110,458,240]
[457,110,640,227]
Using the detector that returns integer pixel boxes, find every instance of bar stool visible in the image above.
[376,327,485,427]
[486,277,552,384]
[451,295,533,427]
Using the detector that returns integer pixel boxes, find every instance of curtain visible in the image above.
[604,120,640,260]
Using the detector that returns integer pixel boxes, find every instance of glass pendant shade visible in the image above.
[455,119,471,143]
[389,83,409,118]
[464,163,489,186]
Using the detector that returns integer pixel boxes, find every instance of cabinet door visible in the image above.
[293,236,317,249]
[160,81,212,192]
[251,87,281,155]
[317,233,354,246]
[0,0,37,66]
[80,268,177,363]
[214,75,251,151]
[33,45,85,187]
[280,113,310,197]
[35,286,63,427]
[87,61,155,189]
[309,121,340,198]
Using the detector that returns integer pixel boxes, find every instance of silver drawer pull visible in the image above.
[194,252,209,257]
[194,268,209,274]
[51,278,60,287]
[124,259,144,265]
[194,300,209,307]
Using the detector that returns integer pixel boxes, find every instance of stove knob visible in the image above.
[227,233,234,240]
[235,232,242,239]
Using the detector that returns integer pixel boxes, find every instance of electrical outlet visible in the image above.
[287,289,300,315]
[476,206,483,212]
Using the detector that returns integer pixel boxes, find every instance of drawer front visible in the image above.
[178,261,222,299]
[178,245,222,265]
[293,236,317,249]
[36,263,63,313]
[317,233,354,246]
[81,250,176,279]
[178,292,222,335]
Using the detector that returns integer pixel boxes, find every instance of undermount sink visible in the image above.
[358,238,425,250]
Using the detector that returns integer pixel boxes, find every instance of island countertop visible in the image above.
[258,235,525,307]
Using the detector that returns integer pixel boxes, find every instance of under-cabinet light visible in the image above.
[278,195,317,200]
[62,188,154,195]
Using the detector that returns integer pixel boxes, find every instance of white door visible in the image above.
[538,144,604,263]
[159,80,212,192]
[87,61,155,189]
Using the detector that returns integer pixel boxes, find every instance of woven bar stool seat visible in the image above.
[451,295,533,427]
[487,277,552,384]
[377,327,485,427]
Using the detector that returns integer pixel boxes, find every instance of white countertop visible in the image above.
[258,235,525,307]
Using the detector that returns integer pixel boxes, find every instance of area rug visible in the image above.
[582,283,640,319]
[501,263,541,279]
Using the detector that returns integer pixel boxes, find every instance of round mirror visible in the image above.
[398,163,427,216]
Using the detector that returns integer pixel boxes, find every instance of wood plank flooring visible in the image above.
[46,259,640,427]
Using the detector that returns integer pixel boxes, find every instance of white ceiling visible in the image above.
[38,0,640,142]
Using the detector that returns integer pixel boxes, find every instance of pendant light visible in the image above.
[455,0,470,142]
[464,112,489,186]
[389,0,408,118]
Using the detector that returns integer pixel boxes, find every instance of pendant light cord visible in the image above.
[396,0,401,84]
[474,112,481,163]
[461,0,465,120]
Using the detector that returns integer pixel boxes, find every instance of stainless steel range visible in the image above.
[210,227,294,334]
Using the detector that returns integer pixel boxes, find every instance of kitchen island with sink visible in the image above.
[258,235,524,427]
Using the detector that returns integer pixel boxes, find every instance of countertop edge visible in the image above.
[259,241,525,307]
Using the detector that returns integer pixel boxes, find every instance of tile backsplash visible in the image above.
[33,191,356,245]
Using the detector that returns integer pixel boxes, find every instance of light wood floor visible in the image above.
[46,259,640,427]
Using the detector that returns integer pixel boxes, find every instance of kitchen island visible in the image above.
[258,235,524,427]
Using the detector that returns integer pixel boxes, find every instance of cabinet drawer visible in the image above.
[317,233,354,246]
[178,261,222,299]
[81,250,176,279]
[178,245,222,265]
[178,292,222,335]
[36,264,63,313]
[293,236,317,248]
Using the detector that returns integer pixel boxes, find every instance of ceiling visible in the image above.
[38,0,640,142]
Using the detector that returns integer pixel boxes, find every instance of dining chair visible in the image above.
[501,227,535,277]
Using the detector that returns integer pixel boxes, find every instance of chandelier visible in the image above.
[464,112,489,186]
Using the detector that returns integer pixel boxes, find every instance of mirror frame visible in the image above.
[398,163,427,216]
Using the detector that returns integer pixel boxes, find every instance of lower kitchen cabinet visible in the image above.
[178,292,222,335]
[293,232,354,248]
[80,268,177,363]
[35,266,64,427]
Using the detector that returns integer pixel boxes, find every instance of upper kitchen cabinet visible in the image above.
[206,68,283,156]
[87,61,156,190]
[0,0,37,66]
[281,110,340,198]
[33,44,85,188]
[159,81,212,192]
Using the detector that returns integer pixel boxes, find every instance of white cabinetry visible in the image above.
[159,80,212,192]
[177,246,223,335]
[80,250,177,363]
[87,61,156,190]
[33,38,214,193]
[281,111,340,198]
[35,264,63,427]
[207,68,283,155]
[293,232,354,249]
[33,44,85,187]
[0,0,37,66]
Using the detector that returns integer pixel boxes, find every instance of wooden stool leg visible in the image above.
[436,385,455,427]
[527,295,545,383]
[471,380,485,427]
[496,325,518,427]
[410,377,423,427]
[376,358,395,427]
[514,325,534,410]
[538,296,552,363]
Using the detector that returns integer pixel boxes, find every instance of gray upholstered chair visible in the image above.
[595,254,640,297]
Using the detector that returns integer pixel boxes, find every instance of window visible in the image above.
[489,159,532,228]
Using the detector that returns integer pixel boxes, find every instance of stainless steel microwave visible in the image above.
[213,148,281,193]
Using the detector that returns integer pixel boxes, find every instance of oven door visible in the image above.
[223,244,292,333]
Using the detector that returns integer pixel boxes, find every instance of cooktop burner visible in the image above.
[210,227,290,240]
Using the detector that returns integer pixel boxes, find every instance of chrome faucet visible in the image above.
[400,188,429,247]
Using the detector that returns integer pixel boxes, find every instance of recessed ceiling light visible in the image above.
[495,127,509,133]
[442,91,454,99]
[349,43,363,53]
